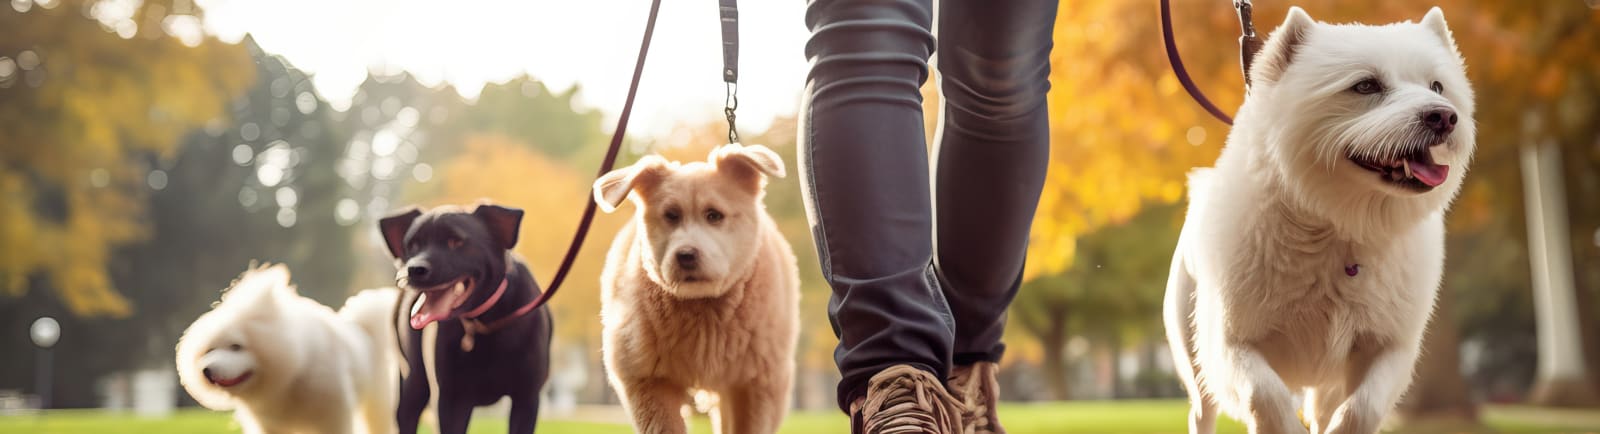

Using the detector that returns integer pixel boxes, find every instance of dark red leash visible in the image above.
[492,0,664,321]
[1160,0,1264,126]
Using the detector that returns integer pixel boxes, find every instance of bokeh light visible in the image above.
[146,170,167,190]
[274,187,297,208]
[275,207,296,228]
[335,198,360,225]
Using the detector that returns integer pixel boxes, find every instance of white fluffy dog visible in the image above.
[1164,7,1475,434]
[177,265,400,434]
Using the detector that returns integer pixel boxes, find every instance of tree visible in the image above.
[1012,0,1600,415]
[113,38,361,368]
[1521,143,1598,406]
[0,0,254,317]
[450,78,606,162]
[1010,204,1181,400]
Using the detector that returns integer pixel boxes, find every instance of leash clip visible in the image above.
[719,0,740,144]
[1235,0,1263,89]
[725,82,739,144]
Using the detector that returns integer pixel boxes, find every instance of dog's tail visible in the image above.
[341,288,402,364]
[342,288,402,434]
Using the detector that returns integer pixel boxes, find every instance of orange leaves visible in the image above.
[1021,0,1600,282]
[1022,0,1232,280]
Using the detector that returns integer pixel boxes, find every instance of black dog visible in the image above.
[379,203,552,434]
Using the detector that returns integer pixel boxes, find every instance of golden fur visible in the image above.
[595,144,800,434]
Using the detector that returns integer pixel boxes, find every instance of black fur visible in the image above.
[380,203,552,434]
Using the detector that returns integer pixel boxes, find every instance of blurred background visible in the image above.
[1,0,1597,432]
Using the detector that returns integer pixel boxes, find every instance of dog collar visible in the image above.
[461,277,509,319]
[1345,264,1360,277]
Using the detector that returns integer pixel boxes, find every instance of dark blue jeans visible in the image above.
[799,0,1057,411]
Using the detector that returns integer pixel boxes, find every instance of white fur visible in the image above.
[1164,7,1475,434]
[176,265,400,434]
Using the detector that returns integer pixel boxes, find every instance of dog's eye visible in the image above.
[228,344,243,351]
[1430,81,1443,94]
[446,237,463,250]
[705,209,724,224]
[663,209,681,223]
[1351,79,1383,95]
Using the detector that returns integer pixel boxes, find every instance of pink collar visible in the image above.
[461,278,509,319]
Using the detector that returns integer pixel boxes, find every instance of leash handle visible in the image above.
[1159,0,1234,125]
[720,0,740,144]
[522,0,664,314]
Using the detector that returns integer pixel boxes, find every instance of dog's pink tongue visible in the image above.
[409,291,456,330]
[1407,160,1450,187]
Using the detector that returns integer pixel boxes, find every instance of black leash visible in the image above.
[1160,0,1263,126]
[720,0,740,144]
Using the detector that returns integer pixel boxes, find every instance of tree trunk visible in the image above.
[1574,267,1600,402]
[1041,318,1071,400]
[1521,143,1600,406]
[1397,285,1479,425]
[1108,332,1124,399]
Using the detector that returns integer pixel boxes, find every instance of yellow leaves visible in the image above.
[1019,0,1243,281]
[0,173,39,297]
[0,0,255,317]
[1159,180,1184,204]
[1021,0,1600,286]
[1156,73,1181,97]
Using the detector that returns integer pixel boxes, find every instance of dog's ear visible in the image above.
[379,207,422,259]
[1251,6,1314,86]
[1419,7,1461,58]
[713,144,786,190]
[593,155,670,213]
[472,203,524,251]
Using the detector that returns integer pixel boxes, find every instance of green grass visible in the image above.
[2,401,1595,434]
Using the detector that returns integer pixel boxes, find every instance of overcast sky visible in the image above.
[199,0,811,136]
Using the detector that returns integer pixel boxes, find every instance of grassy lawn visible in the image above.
[2,401,1596,434]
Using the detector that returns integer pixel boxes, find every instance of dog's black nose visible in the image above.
[676,248,699,270]
[407,265,430,280]
[202,368,213,379]
[1422,108,1457,136]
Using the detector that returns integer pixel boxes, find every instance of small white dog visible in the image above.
[1164,7,1475,434]
[176,265,400,434]
[594,144,800,434]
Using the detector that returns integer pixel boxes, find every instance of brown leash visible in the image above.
[527,0,664,313]
[1160,0,1264,125]
[395,0,664,356]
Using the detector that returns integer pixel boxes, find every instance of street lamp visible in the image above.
[29,317,59,412]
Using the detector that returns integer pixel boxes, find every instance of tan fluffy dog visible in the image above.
[593,144,800,434]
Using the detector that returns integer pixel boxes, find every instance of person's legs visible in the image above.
[932,0,1057,366]
[799,0,954,412]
